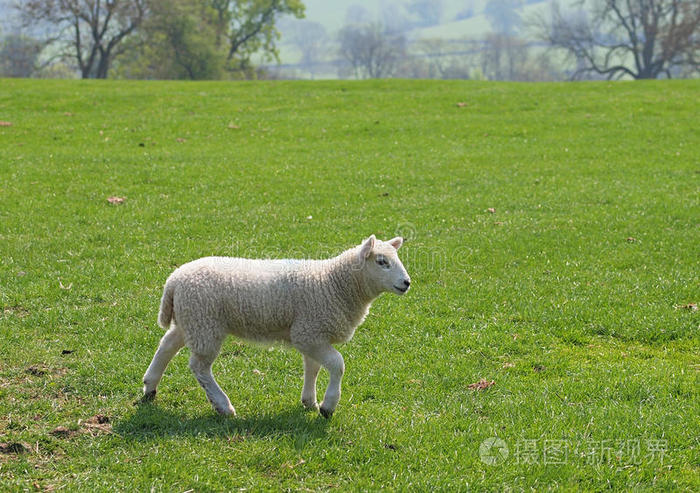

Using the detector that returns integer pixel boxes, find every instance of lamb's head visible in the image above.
[356,234,411,296]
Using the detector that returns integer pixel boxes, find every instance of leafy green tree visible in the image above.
[210,0,305,75]
[115,0,225,79]
[161,10,225,79]
[116,0,304,80]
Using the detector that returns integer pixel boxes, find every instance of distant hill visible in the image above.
[299,0,494,31]
[296,0,551,34]
[409,0,553,40]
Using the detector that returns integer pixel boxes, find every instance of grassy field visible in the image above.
[0,78,698,491]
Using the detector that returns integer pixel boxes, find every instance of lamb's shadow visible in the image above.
[114,400,330,445]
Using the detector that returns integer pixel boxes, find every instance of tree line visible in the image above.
[1,0,698,80]
[2,0,304,79]
[306,0,698,81]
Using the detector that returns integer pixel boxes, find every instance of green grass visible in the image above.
[0,78,698,491]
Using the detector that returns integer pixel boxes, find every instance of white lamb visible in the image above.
[142,235,411,418]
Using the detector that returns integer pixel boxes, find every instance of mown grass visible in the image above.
[0,78,698,491]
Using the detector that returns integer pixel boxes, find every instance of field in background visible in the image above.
[274,0,565,79]
[0,79,698,490]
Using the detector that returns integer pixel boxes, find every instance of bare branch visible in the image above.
[18,0,146,78]
[533,0,700,79]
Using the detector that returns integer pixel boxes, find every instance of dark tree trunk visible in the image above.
[96,49,111,79]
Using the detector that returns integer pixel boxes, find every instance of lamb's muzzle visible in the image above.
[142,234,411,418]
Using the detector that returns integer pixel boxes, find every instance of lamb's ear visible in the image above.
[388,237,404,250]
[359,234,376,259]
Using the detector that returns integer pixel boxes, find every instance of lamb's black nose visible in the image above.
[403,279,411,287]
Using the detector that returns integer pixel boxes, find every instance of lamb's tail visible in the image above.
[158,279,175,329]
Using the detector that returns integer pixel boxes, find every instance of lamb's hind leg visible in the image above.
[143,326,185,400]
[189,351,236,416]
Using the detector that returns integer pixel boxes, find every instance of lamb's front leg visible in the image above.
[301,354,321,411]
[296,344,344,418]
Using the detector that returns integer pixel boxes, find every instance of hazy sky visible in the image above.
[299,0,484,31]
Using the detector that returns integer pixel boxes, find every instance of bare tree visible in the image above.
[0,33,42,77]
[533,0,700,79]
[417,38,476,78]
[480,33,528,79]
[281,19,327,77]
[338,23,406,78]
[479,32,562,80]
[18,0,147,79]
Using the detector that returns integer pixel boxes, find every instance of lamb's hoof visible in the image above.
[215,405,237,417]
[302,399,319,412]
[319,407,334,419]
[141,390,156,402]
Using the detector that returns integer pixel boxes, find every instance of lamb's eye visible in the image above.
[376,255,390,268]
